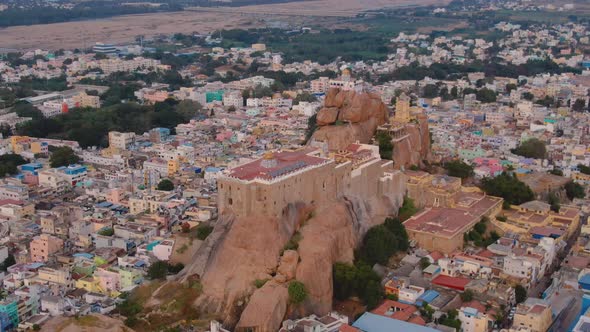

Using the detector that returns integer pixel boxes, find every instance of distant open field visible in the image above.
[0,0,450,50]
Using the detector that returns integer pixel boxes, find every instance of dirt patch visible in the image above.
[41,314,133,332]
[169,234,203,266]
[0,0,451,50]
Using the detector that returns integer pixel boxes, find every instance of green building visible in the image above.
[0,297,19,328]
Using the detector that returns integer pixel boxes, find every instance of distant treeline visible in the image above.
[0,2,182,27]
[0,0,303,27]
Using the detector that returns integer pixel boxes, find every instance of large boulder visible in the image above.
[235,281,289,332]
[316,107,340,126]
[277,250,299,281]
[312,88,389,150]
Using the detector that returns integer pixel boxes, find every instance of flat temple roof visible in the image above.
[227,149,329,181]
[404,207,479,238]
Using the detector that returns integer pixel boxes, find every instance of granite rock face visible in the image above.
[392,114,432,169]
[312,88,389,150]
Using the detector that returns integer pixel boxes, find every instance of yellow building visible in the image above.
[167,159,179,177]
[75,277,103,293]
[405,171,462,209]
[493,201,580,241]
[395,93,411,123]
[72,92,101,108]
[512,300,552,332]
[37,267,72,288]
[10,136,30,153]
[30,142,47,154]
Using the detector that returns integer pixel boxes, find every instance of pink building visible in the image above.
[30,234,64,262]
[95,267,120,293]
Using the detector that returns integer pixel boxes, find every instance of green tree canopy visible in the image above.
[476,88,496,103]
[49,146,80,168]
[288,281,307,304]
[511,138,546,159]
[481,172,534,206]
[0,154,27,177]
[565,181,585,201]
[444,160,474,179]
[375,132,393,160]
[157,179,174,191]
[515,285,527,304]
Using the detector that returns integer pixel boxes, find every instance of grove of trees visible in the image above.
[481,172,534,207]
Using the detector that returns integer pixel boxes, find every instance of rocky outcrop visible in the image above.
[311,88,389,150]
[392,114,431,169]
[235,281,289,332]
[277,250,299,281]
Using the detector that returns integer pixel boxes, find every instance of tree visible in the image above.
[98,227,114,236]
[476,88,497,103]
[420,257,431,269]
[515,285,527,304]
[572,99,586,112]
[0,153,27,177]
[363,280,384,310]
[384,217,409,251]
[565,181,585,201]
[288,281,307,304]
[49,146,80,167]
[422,84,439,98]
[481,172,534,206]
[440,309,462,330]
[511,138,546,159]
[522,92,534,101]
[195,224,213,240]
[157,179,174,191]
[175,100,203,121]
[0,255,16,272]
[333,262,358,301]
[579,164,590,175]
[474,219,487,234]
[460,289,474,302]
[375,131,393,160]
[147,261,169,279]
[444,160,474,179]
[13,102,43,119]
[548,192,560,212]
[294,92,317,105]
[548,168,563,176]
[304,114,317,144]
[398,196,418,221]
[359,224,398,265]
[0,123,12,138]
[506,83,517,94]
[32,324,41,331]
[227,105,237,112]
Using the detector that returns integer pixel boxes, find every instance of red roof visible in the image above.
[372,300,418,322]
[403,208,479,238]
[228,149,328,181]
[0,199,25,206]
[432,275,471,291]
[339,325,361,332]
[428,251,444,262]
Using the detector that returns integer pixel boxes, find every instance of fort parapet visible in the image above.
[218,144,406,218]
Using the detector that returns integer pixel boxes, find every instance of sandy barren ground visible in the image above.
[0,0,450,50]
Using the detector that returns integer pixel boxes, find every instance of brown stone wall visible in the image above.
[218,161,352,218]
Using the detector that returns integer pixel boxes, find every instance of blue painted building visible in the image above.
[353,312,440,332]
